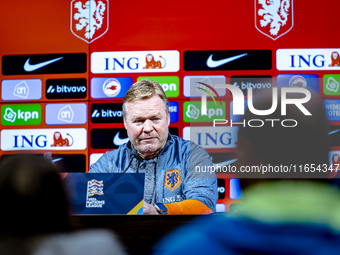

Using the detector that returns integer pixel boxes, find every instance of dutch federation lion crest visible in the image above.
[71,0,108,43]
[255,0,293,40]
[165,169,181,191]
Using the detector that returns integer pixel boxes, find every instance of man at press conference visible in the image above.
[89,79,218,215]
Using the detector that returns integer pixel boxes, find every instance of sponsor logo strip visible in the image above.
[90,153,104,165]
[328,126,340,147]
[182,126,238,149]
[276,49,340,71]
[91,77,132,99]
[183,75,227,98]
[137,76,180,97]
[91,128,178,149]
[276,74,319,93]
[46,78,87,99]
[1,128,87,151]
[324,74,340,95]
[2,53,87,75]
[184,50,272,71]
[1,79,42,101]
[230,76,273,95]
[324,100,340,121]
[1,104,41,125]
[183,101,226,123]
[91,50,180,73]
[217,179,225,199]
[169,102,179,123]
[45,103,87,125]
[329,151,340,170]
[91,128,128,149]
[91,103,123,123]
[229,178,242,199]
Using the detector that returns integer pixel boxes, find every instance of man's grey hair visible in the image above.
[122,79,169,116]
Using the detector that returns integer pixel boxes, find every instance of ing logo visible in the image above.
[329,51,340,67]
[143,54,166,69]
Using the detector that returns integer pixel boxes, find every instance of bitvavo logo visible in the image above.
[91,103,123,124]
[199,85,311,128]
[47,85,86,93]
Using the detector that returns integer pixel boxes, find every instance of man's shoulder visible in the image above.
[167,134,210,158]
[106,143,130,157]
[89,143,131,173]
[99,143,130,160]
[168,134,198,149]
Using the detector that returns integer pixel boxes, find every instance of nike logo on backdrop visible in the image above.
[329,129,340,135]
[213,159,238,167]
[206,53,248,68]
[52,157,63,163]
[113,132,129,146]
[23,57,64,72]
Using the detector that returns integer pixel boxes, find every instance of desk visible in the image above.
[72,215,208,255]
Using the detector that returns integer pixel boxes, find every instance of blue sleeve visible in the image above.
[183,142,218,211]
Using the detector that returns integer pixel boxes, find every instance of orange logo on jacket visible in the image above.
[165,169,181,191]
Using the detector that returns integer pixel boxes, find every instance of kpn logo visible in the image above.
[1,104,41,125]
[324,74,340,95]
[137,76,179,97]
[184,101,225,122]
[186,82,225,122]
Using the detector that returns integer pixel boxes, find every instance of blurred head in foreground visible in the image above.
[0,155,71,237]
[236,88,330,188]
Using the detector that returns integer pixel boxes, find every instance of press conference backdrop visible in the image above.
[1,0,340,211]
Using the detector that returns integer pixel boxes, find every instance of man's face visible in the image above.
[123,95,170,159]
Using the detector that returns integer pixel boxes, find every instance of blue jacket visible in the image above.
[89,134,218,210]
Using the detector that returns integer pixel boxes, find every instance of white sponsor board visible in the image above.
[183,126,238,149]
[277,49,340,71]
[90,153,104,165]
[91,50,180,73]
[1,128,87,151]
[216,203,226,212]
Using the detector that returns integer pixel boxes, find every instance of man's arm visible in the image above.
[165,199,214,214]
[164,142,218,214]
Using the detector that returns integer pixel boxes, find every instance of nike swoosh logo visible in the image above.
[206,53,248,68]
[113,132,129,146]
[52,158,63,163]
[329,129,340,135]
[23,57,63,72]
[213,159,238,167]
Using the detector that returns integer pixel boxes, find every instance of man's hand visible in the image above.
[143,201,159,215]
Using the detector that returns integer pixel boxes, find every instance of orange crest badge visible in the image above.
[165,169,181,191]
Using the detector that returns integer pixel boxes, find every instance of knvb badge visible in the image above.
[71,0,109,43]
[255,0,293,40]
